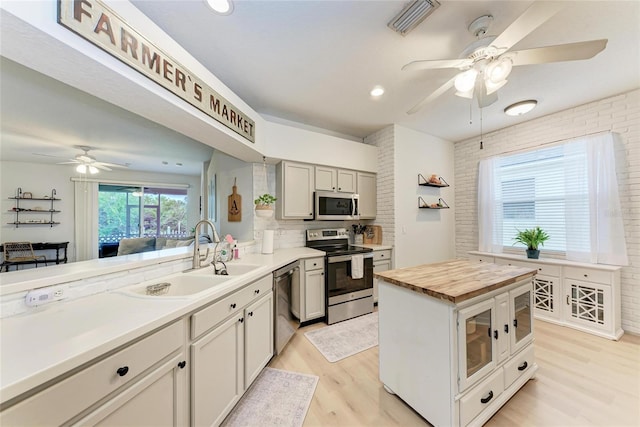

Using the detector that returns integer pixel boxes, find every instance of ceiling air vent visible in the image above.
[388,0,441,36]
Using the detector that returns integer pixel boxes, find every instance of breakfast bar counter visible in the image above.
[376,259,537,427]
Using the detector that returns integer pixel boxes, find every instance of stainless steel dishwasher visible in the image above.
[273,261,300,355]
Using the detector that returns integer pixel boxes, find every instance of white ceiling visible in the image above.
[1,1,639,175]
[132,0,640,142]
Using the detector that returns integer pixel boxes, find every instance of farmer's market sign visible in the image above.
[58,0,255,143]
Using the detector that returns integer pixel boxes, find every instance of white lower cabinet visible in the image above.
[379,278,537,427]
[372,249,392,303]
[470,252,623,340]
[191,313,244,427]
[190,274,274,427]
[0,320,187,426]
[292,257,325,322]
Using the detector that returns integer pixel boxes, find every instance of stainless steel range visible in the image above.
[306,228,374,324]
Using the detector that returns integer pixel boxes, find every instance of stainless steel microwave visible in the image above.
[315,191,360,220]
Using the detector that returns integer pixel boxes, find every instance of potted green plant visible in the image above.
[513,226,550,259]
[254,193,277,218]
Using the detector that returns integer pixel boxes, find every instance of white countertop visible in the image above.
[354,244,394,251]
[0,247,323,403]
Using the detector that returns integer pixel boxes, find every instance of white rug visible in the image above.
[304,312,378,363]
[221,368,318,427]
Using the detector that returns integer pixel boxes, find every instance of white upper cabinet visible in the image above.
[315,166,337,191]
[357,172,377,219]
[315,167,357,193]
[277,161,315,220]
[337,169,357,193]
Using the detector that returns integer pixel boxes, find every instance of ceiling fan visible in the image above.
[404,2,607,114]
[57,146,129,173]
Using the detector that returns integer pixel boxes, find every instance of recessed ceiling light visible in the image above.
[504,100,537,116]
[162,161,168,165]
[370,86,385,97]
[206,0,233,15]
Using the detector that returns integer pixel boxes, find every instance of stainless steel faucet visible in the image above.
[192,219,221,269]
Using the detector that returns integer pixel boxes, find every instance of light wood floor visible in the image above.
[268,317,640,426]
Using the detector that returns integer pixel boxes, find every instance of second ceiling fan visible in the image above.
[404,2,607,114]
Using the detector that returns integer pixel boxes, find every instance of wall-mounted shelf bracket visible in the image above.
[419,197,450,209]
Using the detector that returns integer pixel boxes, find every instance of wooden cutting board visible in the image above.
[228,178,241,222]
[363,225,382,244]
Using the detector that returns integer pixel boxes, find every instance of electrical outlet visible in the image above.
[25,286,64,307]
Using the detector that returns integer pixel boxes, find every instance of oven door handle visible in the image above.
[327,253,374,264]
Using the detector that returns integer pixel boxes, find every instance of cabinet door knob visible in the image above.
[584,274,588,278]
[504,324,509,333]
[239,317,244,323]
[338,187,341,191]
[116,366,129,377]
[493,330,499,340]
[517,361,528,371]
[480,390,494,404]
[381,254,385,257]
[248,311,254,317]
[230,303,237,309]
[254,289,260,294]
[513,319,518,328]
[178,361,187,369]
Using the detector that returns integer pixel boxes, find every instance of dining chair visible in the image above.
[1,242,47,272]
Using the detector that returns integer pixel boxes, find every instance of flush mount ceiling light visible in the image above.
[206,0,233,15]
[504,100,538,116]
[388,0,441,36]
[370,86,385,97]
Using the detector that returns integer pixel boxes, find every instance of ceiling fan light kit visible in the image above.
[504,100,538,116]
[388,0,440,36]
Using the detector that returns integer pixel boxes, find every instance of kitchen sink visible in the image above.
[189,263,263,277]
[120,274,232,298]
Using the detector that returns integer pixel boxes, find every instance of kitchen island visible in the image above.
[375,259,537,427]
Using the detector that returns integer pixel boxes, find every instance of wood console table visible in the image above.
[0,242,69,272]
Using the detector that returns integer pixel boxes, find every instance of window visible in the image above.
[98,185,188,256]
[478,132,627,265]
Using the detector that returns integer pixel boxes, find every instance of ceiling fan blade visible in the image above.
[96,161,129,169]
[510,39,607,66]
[475,78,498,108]
[56,160,80,165]
[407,76,457,115]
[93,164,113,171]
[402,58,472,72]
[491,2,565,52]
[32,152,68,159]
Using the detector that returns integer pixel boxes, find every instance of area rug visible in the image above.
[304,312,378,362]
[221,368,319,427]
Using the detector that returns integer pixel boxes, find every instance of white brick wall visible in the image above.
[454,89,640,334]
[364,125,395,247]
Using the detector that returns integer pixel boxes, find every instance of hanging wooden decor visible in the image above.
[228,178,242,222]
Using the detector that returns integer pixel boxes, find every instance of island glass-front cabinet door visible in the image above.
[509,284,533,354]
[457,299,497,391]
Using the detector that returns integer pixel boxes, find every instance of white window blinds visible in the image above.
[478,132,628,266]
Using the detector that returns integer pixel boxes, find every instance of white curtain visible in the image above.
[74,180,99,261]
[477,156,503,253]
[575,133,627,265]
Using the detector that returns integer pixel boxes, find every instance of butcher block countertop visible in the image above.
[374,259,537,303]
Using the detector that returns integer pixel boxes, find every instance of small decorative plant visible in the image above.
[254,194,276,217]
[513,226,549,259]
[254,194,277,208]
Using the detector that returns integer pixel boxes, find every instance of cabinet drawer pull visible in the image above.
[178,361,187,369]
[230,303,237,309]
[239,317,244,323]
[566,295,570,305]
[116,366,129,377]
[493,330,498,340]
[248,311,254,317]
[517,361,528,371]
[504,324,509,333]
[380,254,385,257]
[584,274,588,278]
[254,289,260,295]
[480,390,494,404]
[513,318,518,328]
